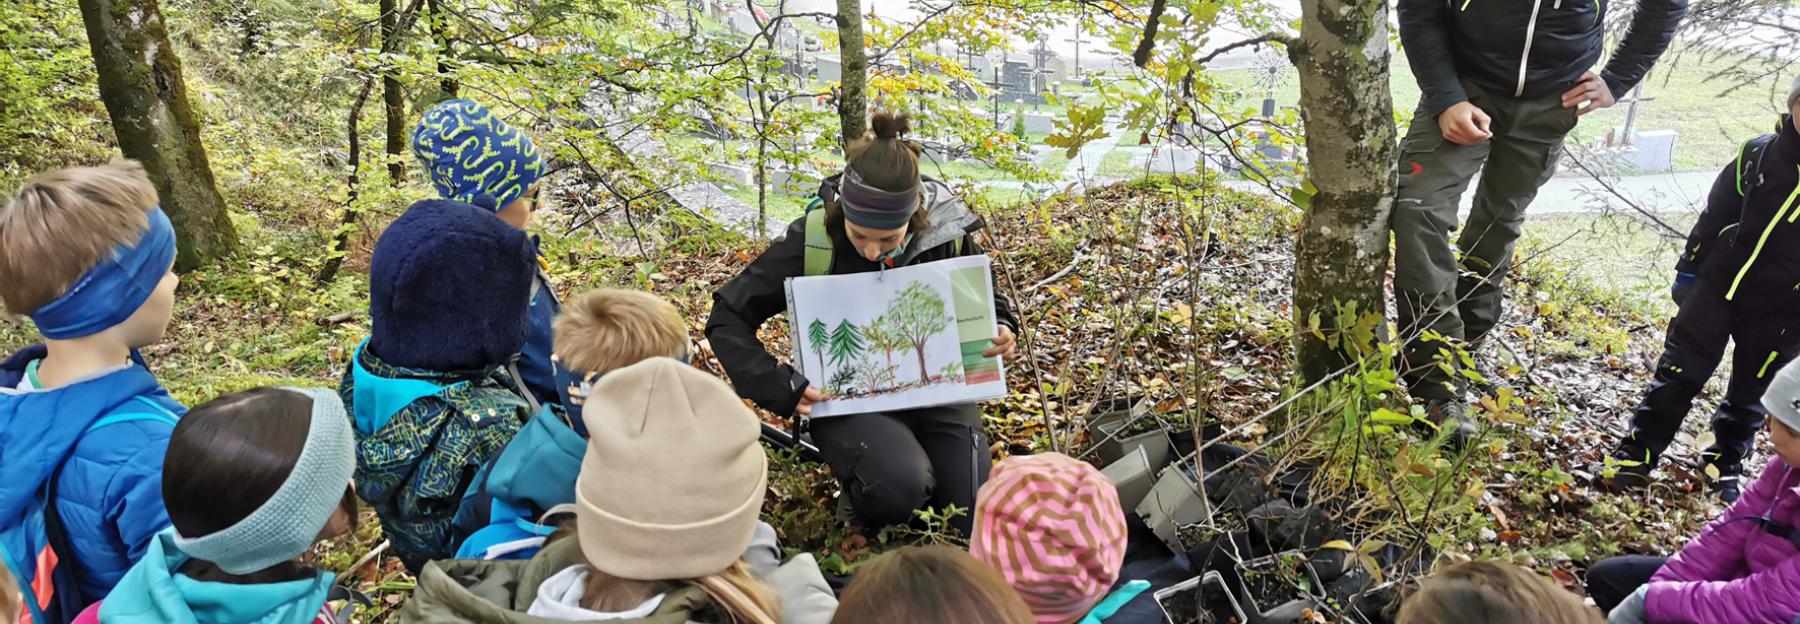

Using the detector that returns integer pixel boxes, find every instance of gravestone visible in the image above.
[1021,112,1056,134]
[1611,128,1678,173]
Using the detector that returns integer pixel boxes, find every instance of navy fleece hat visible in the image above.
[411,99,546,211]
[369,200,536,371]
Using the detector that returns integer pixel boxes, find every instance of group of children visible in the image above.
[6,86,1800,624]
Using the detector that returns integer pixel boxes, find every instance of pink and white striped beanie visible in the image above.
[970,453,1129,624]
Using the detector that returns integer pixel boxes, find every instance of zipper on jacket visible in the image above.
[1516,0,1544,97]
[1726,167,1800,300]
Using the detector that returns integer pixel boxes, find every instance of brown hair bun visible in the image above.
[870,111,912,141]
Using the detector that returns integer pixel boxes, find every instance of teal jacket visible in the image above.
[340,340,532,571]
[81,530,337,624]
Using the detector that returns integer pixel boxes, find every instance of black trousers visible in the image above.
[810,403,991,537]
[1624,279,1800,469]
[1586,555,1667,613]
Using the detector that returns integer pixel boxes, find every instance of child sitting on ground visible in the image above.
[404,358,836,623]
[340,199,538,571]
[450,288,691,560]
[411,98,564,409]
[75,387,361,624]
[1588,356,1800,624]
[1398,561,1599,624]
[0,161,188,621]
[970,453,1141,624]
[832,545,1034,624]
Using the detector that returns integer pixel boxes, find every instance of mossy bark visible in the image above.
[78,0,237,270]
[1288,0,1397,383]
[834,0,868,146]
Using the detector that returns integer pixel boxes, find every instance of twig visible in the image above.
[342,540,390,581]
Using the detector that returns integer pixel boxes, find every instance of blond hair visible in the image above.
[0,160,159,315]
[1397,561,1601,624]
[553,289,688,375]
[582,559,779,624]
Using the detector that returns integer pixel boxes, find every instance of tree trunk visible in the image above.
[78,0,238,270]
[381,0,407,184]
[1288,0,1396,383]
[428,0,457,97]
[833,0,867,145]
[913,340,928,383]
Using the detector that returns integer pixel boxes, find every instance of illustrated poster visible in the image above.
[785,255,1007,418]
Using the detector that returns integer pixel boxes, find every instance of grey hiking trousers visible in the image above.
[1391,79,1580,400]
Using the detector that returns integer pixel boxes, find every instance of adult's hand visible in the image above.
[1438,101,1493,145]
[795,387,825,416]
[1562,71,1618,117]
[983,325,1017,358]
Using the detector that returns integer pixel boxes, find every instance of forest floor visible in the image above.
[0,173,1736,620]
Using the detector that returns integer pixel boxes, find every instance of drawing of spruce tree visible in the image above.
[806,318,830,387]
[827,320,867,384]
[886,281,951,384]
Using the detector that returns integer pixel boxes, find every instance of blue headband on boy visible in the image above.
[29,208,177,340]
[174,387,356,575]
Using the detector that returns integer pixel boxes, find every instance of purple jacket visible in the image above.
[1648,458,1800,623]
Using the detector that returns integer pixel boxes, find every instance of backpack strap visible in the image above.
[802,198,832,277]
[15,398,180,624]
[1739,134,1777,198]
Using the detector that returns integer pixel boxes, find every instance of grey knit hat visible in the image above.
[1789,73,1800,111]
[1764,358,1800,433]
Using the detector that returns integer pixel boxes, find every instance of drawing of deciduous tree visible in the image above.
[865,315,908,372]
[806,318,829,385]
[886,280,951,384]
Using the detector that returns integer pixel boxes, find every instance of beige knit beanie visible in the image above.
[575,357,769,580]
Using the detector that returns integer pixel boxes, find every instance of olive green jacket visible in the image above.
[400,537,838,624]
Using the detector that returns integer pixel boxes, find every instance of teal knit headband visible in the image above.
[173,387,356,575]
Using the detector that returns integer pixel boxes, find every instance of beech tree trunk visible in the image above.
[78,0,238,270]
[834,0,868,145]
[1288,0,1397,383]
[382,0,408,184]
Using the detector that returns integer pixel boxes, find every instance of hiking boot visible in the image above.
[1705,461,1745,504]
[1595,443,1656,492]
[1416,399,1478,449]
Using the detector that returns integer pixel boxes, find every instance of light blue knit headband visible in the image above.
[174,387,356,575]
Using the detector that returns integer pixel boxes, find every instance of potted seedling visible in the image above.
[1101,446,1156,510]
[1236,551,1329,624]
[1156,571,1249,624]
[1135,458,1211,551]
[1092,410,1173,469]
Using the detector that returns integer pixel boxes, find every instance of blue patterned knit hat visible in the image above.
[411,99,546,210]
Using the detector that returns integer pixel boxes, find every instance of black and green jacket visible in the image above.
[1680,115,1800,307]
[704,176,1020,416]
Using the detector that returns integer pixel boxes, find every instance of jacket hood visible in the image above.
[896,178,983,266]
[97,530,335,624]
[487,407,585,513]
[350,339,528,435]
[0,345,168,526]
[403,537,714,623]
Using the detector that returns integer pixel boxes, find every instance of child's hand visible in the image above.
[796,387,825,416]
[983,325,1017,358]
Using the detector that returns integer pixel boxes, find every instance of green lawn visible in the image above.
[1518,211,1691,312]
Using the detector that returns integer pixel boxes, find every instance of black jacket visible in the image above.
[1398,0,1688,118]
[1680,116,1800,308]
[705,181,1020,416]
